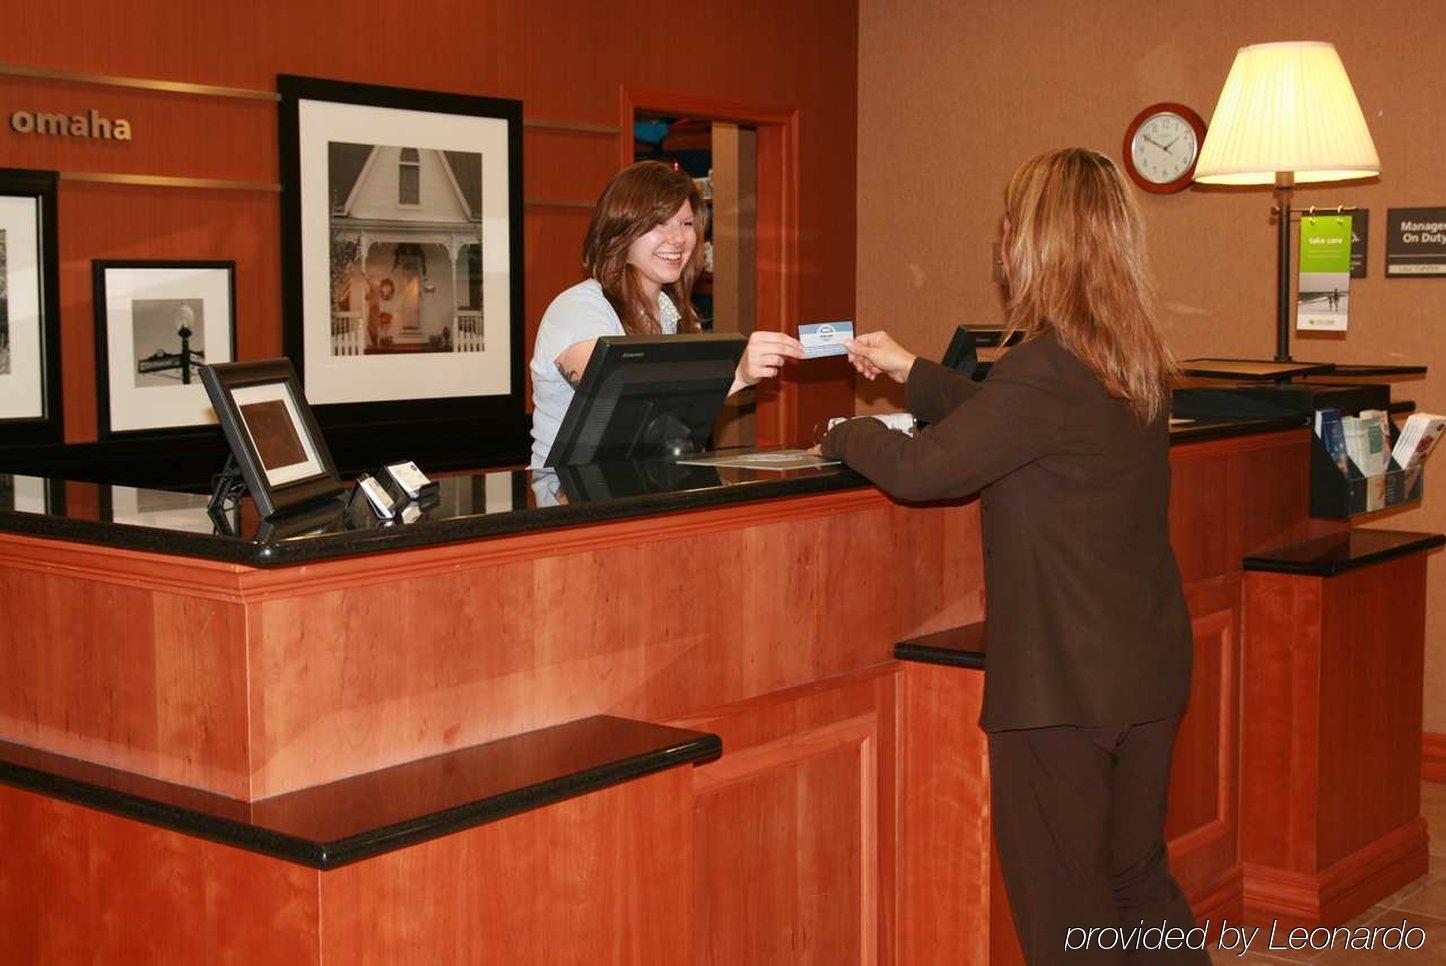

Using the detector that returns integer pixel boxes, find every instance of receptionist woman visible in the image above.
[529,160,804,466]
[824,149,1205,964]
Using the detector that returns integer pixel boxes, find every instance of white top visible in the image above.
[529,278,680,466]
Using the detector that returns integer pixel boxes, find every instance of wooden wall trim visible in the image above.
[0,61,278,100]
[1243,818,1429,924]
[1422,731,1446,783]
[0,531,247,600]
[59,171,281,193]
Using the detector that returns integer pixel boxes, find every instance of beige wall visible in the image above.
[858,0,1446,729]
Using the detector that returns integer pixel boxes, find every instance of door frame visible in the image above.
[619,87,801,448]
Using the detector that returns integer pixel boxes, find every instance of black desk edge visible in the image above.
[1243,530,1445,577]
[894,622,986,670]
[0,715,721,870]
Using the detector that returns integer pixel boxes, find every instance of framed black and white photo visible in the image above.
[199,358,344,518]
[94,260,236,439]
[278,75,525,455]
[0,169,62,445]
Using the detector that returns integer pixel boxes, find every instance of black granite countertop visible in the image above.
[0,715,720,870]
[0,458,869,566]
[0,418,1307,568]
[1244,528,1445,577]
[894,622,986,670]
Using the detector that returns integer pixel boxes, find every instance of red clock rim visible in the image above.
[1122,102,1207,195]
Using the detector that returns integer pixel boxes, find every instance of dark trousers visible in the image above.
[987,716,1209,965]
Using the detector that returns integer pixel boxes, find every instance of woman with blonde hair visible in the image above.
[822,148,1204,964]
[529,160,803,466]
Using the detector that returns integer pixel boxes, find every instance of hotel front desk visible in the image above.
[0,417,1437,964]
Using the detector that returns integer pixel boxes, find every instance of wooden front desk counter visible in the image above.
[0,420,1360,963]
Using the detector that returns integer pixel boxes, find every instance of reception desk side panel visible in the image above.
[319,767,695,966]
[0,782,319,964]
[0,536,252,798]
[897,659,991,965]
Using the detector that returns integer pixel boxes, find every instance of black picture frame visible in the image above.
[277,74,527,465]
[93,260,238,441]
[0,168,62,446]
[198,358,344,518]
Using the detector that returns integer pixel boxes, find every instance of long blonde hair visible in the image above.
[582,161,706,335]
[1002,148,1175,423]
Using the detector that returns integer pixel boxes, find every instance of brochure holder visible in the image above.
[1310,419,1424,519]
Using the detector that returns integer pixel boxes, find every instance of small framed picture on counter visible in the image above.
[199,358,344,518]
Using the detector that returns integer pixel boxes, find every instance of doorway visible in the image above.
[633,113,758,447]
[621,88,799,449]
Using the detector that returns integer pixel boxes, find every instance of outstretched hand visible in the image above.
[731,330,807,394]
[845,330,916,384]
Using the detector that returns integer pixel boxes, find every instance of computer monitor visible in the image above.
[942,325,1022,380]
[544,333,747,468]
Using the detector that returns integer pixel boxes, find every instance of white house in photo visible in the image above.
[329,143,485,356]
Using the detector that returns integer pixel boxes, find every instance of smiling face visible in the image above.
[626,200,696,299]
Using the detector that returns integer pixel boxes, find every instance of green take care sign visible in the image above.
[1297,215,1351,332]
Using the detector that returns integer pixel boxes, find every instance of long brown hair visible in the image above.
[582,161,706,335]
[1002,148,1176,423]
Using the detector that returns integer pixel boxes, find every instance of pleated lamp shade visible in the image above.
[1194,41,1380,185]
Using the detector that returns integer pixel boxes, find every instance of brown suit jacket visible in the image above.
[823,332,1192,732]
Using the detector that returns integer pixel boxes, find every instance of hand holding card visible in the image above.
[736,330,808,387]
[841,329,916,383]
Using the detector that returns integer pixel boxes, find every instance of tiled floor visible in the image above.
[1207,783,1446,964]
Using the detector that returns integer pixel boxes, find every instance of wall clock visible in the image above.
[1122,103,1207,194]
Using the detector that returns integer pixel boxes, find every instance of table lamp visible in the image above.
[1193,41,1379,364]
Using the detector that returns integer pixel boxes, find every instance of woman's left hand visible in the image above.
[731,330,806,394]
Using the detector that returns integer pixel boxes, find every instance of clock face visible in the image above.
[1129,112,1199,186]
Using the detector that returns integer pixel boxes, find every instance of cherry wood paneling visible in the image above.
[1317,556,1427,867]
[0,783,319,964]
[1166,576,1242,927]
[245,495,976,797]
[0,488,976,798]
[674,668,896,965]
[1168,446,1231,584]
[0,763,697,965]
[897,659,991,965]
[1242,553,1432,925]
[1169,429,1312,583]
[1241,571,1322,875]
[321,767,694,965]
[0,545,251,797]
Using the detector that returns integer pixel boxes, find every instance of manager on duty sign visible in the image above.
[1386,207,1446,276]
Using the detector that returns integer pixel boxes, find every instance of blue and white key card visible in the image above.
[798,320,854,359]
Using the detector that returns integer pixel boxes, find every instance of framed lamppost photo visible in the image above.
[93,260,237,439]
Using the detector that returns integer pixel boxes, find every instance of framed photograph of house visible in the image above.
[0,169,62,445]
[94,260,236,439]
[277,75,525,455]
[199,358,344,518]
